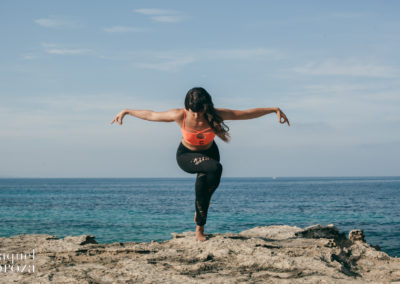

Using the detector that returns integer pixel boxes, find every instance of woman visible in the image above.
[111,87,290,242]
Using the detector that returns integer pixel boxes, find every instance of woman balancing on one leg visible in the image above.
[111,87,290,242]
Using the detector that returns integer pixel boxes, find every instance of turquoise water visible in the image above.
[0,177,399,257]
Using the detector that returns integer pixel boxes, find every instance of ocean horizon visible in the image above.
[1,176,399,257]
[1,175,398,178]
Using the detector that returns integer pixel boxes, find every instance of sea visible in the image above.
[0,177,399,258]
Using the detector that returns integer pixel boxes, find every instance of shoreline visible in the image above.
[1,224,399,283]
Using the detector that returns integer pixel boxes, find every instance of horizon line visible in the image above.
[1,175,399,179]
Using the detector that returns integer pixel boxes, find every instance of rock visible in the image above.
[294,224,346,241]
[171,232,185,239]
[63,235,97,245]
[349,229,365,242]
[1,224,399,283]
[240,225,302,239]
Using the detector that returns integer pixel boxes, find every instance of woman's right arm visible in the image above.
[111,108,182,125]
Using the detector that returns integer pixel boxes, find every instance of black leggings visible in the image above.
[176,140,223,226]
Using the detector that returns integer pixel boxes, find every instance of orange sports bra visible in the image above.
[181,109,215,146]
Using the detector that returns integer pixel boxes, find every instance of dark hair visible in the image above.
[185,87,230,142]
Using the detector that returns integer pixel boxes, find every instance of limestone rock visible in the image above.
[63,235,98,245]
[294,224,346,241]
[1,224,399,283]
[349,229,365,243]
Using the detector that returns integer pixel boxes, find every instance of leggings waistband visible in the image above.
[177,140,217,154]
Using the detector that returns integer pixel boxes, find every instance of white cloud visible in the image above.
[42,43,91,55]
[34,17,80,28]
[291,59,398,78]
[100,47,284,71]
[21,53,38,60]
[303,83,371,94]
[279,82,400,127]
[134,9,175,15]
[135,56,196,71]
[47,48,91,55]
[134,8,184,23]
[201,48,286,60]
[0,93,179,139]
[104,26,148,33]
[35,18,58,27]
[150,15,182,23]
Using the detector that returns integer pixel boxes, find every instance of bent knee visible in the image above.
[208,161,222,175]
[210,163,223,181]
[216,163,223,176]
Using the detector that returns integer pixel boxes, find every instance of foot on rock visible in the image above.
[196,226,208,242]
[195,234,207,242]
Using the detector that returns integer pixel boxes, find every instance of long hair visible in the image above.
[184,87,230,142]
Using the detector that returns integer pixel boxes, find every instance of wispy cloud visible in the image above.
[42,43,92,55]
[291,59,398,78]
[302,83,400,105]
[303,83,371,94]
[279,81,400,127]
[100,47,284,71]
[34,16,80,28]
[134,8,175,15]
[104,26,148,33]
[21,53,38,60]
[202,48,286,60]
[134,8,184,23]
[150,16,182,23]
[0,93,176,138]
[47,48,91,55]
[135,56,196,71]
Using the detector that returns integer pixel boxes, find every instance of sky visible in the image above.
[0,0,399,178]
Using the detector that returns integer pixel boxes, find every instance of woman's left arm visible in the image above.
[216,107,290,126]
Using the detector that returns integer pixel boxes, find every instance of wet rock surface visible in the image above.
[1,224,400,283]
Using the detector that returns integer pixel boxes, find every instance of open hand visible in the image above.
[276,108,290,126]
[111,110,127,125]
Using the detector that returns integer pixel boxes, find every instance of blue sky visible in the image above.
[1,0,399,177]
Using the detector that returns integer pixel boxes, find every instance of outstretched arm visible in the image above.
[111,108,181,125]
[216,107,290,126]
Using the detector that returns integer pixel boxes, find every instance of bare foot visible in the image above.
[196,234,207,242]
[195,225,207,242]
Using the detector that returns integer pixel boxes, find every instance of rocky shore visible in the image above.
[1,224,400,283]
